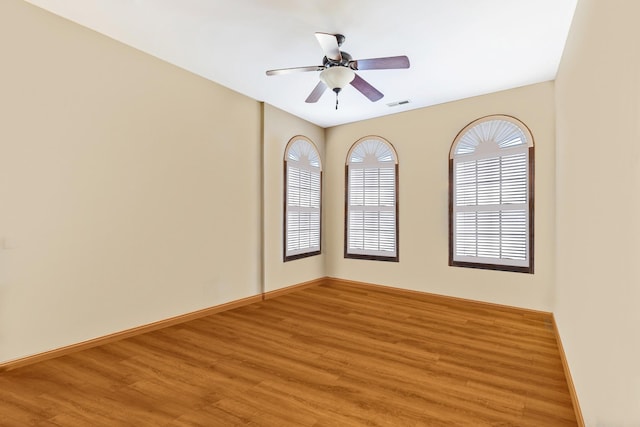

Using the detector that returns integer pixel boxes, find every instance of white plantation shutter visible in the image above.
[285,137,321,261]
[450,116,533,272]
[346,137,398,260]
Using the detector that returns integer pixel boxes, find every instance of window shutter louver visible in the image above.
[284,138,322,261]
[450,116,533,273]
[346,137,398,261]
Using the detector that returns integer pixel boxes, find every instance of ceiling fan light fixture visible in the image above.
[319,66,355,91]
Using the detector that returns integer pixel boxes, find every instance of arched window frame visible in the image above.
[449,115,534,273]
[284,136,322,262]
[345,136,399,262]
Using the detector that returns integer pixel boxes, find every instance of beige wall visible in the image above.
[555,0,640,424]
[0,0,262,362]
[263,104,326,292]
[325,82,556,311]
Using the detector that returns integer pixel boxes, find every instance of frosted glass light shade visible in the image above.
[319,67,355,90]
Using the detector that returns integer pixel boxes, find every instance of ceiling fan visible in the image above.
[266,33,410,109]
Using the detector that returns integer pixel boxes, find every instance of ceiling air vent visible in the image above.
[387,100,410,107]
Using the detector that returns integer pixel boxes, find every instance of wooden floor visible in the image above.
[0,282,578,426]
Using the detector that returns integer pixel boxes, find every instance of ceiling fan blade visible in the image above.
[350,55,410,70]
[266,65,323,76]
[315,32,342,62]
[350,73,384,102]
[305,81,328,103]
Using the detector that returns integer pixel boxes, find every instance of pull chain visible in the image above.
[333,88,341,110]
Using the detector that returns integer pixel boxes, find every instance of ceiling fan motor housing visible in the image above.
[323,51,353,69]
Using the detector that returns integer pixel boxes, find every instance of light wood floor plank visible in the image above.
[0,282,578,425]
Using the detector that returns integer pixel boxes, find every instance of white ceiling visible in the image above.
[25,0,577,128]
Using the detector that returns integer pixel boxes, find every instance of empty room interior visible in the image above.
[1,0,639,425]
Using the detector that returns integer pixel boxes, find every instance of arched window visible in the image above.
[449,115,534,273]
[345,136,398,262]
[284,136,322,261]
